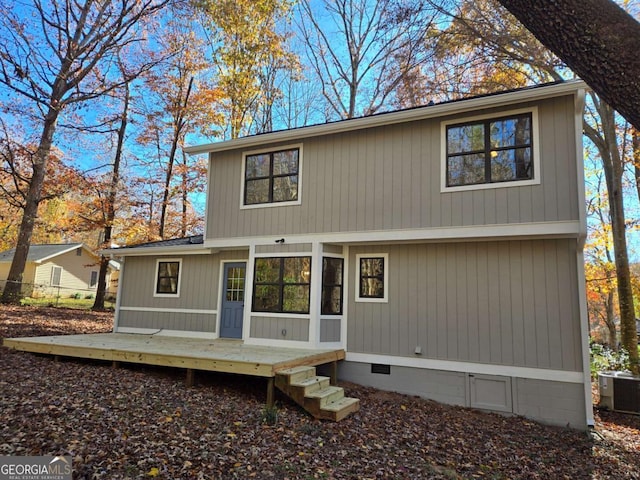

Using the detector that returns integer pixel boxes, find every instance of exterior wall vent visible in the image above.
[371,364,391,375]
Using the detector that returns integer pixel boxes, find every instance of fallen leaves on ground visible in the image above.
[1,305,638,479]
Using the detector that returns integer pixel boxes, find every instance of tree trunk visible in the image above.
[589,100,639,372]
[159,77,192,239]
[93,85,129,310]
[633,128,640,205]
[181,150,188,237]
[497,0,640,130]
[605,289,616,350]
[1,108,58,304]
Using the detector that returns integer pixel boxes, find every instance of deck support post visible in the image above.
[186,369,195,387]
[266,377,275,407]
[329,360,338,385]
[112,361,120,369]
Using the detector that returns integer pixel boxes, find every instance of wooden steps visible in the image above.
[275,366,360,421]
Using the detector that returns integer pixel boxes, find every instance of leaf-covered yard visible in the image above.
[0,306,638,479]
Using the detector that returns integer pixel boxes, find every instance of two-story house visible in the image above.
[110,81,592,428]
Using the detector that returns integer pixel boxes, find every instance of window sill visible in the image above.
[240,199,301,210]
[441,177,540,193]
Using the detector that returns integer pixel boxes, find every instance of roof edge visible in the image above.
[185,80,587,155]
[33,243,89,264]
[102,244,213,257]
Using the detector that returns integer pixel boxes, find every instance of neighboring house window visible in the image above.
[444,111,537,189]
[76,247,82,256]
[356,254,388,302]
[90,270,98,288]
[321,257,343,315]
[51,266,62,287]
[154,259,182,297]
[253,256,311,314]
[244,146,300,206]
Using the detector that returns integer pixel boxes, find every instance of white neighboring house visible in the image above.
[0,243,119,298]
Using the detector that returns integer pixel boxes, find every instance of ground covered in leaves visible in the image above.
[0,306,638,479]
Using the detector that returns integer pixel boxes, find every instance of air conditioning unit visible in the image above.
[598,371,640,414]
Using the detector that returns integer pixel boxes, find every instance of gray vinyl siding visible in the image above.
[118,251,247,331]
[347,239,582,372]
[118,310,216,333]
[206,96,578,239]
[255,243,312,254]
[250,316,309,341]
[320,317,341,342]
[337,362,587,428]
[338,362,467,407]
[323,244,343,254]
[513,378,586,428]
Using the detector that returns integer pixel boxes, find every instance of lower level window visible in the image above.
[155,259,181,296]
[322,257,343,315]
[90,270,98,288]
[253,257,311,313]
[356,254,388,302]
[51,266,62,287]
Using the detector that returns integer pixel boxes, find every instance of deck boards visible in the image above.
[2,333,345,378]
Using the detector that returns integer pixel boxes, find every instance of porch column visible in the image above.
[308,241,322,347]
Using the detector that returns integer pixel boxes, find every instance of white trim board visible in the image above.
[346,352,585,384]
[203,221,582,249]
[119,306,217,315]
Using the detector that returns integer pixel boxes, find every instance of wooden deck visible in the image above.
[2,333,344,376]
[2,333,345,407]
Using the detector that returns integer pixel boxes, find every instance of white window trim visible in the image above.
[51,266,62,287]
[240,143,303,210]
[440,106,541,193]
[355,253,388,303]
[153,258,182,298]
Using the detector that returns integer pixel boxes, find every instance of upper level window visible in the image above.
[444,110,538,190]
[244,147,300,206]
[154,259,182,297]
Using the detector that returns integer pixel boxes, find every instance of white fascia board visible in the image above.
[102,245,216,257]
[185,81,587,155]
[203,221,582,249]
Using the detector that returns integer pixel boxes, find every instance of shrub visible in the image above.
[261,404,278,426]
[590,340,630,377]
